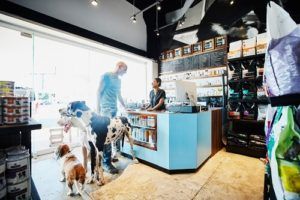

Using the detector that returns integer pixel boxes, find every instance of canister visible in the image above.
[7,179,31,200]
[3,107,29,116]
[0,153,6,190]
[0,186,6,200]
[6,148,30,185]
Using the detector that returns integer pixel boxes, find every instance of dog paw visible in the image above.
[96,180,105,186]
[86,177,94,184]
[67,191,73,196]
[60,177,66,182]
[133,159,139,164]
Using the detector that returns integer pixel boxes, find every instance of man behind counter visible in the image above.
[146,78,166,111]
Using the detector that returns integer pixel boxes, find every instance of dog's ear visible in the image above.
[58,144,70,157]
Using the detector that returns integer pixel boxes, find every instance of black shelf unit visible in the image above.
[226,118,266,158]
[226,53,267,158]
[0,120,42,200]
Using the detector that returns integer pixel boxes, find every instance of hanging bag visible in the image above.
[264,2,300,106]
[268,106,300,200]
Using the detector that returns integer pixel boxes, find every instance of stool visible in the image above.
[49,127,64,147]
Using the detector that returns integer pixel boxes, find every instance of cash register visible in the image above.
[167,80,200,113]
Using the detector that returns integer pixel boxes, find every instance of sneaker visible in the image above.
[103,164,119,174]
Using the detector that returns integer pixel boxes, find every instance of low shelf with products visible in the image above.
[126,111,157,151]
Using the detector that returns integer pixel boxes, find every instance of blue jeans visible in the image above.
[100,109,120,168]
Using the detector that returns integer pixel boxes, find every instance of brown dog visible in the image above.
[55,144,86,196]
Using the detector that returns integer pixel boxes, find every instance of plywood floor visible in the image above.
[32,149,265,200]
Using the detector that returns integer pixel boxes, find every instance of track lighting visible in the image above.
[230,0,234,5]
[131,15,137,23]
[178,17,185,27]
[155,30,160,36]
[130,0,164,24]
[91,0,98,6]
[156,2,161,11]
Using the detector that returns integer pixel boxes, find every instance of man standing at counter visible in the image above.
[147,78,166,111]
[96,61,127,174]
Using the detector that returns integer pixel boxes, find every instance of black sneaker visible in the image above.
[103,164,119,174]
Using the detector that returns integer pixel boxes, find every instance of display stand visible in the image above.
[0,120,42,200]
[226,53,268,158]
[126,111,157,151]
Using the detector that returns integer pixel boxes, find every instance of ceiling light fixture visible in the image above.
[155,30,160,36]
[131,15,137,23]
[156,1,161,11]
[178,16,185,27]
[131,0,137,24]
[230,0,234,5]
[130,0,164,23]
[155,7,159,37]
[91,0,98,6]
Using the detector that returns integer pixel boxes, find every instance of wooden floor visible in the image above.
[32,149,265,200]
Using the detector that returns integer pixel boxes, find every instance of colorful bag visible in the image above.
[268,106,300,200]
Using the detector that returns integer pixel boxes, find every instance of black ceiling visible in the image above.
[126,0,300,59]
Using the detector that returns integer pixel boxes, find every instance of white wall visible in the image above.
[8,0,147,51]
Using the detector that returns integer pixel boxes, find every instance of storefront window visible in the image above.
[0,26,33,88]
[0,24,148,155]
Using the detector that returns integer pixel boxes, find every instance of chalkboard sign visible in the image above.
[160,49,226,74]
[199,53,210,68]
[210,50,227,67]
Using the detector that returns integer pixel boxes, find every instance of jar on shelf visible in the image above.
[147,116,155,128]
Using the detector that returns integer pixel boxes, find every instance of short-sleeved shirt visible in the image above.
[149,89,166,110]
[99,72,121,114]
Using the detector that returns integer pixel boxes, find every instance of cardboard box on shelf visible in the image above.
[242,37,256,57]
[256,33,267,54]
[228,40,242,59]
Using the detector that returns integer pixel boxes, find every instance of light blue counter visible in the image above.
[121,111,212,171]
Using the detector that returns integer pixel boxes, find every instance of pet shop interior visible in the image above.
[0,0,299,199]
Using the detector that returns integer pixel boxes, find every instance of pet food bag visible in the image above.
[267,106,300,200]
[264,2,300,99]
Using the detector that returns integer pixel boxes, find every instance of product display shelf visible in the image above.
[159,65,227,76]
[226,119,266,158]
[126,111,157,151]
[131,124,156,130]
[228,98,270,104]
[162,84,223,91]
[0,119,42,200]
[228,53,265,62]
[226,53,267,158]
[161,74,225,83]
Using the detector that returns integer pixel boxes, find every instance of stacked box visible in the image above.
[242,37,256,57]
[0,81,14,97]
[2,97,30,125]
[256,33,268,54]
[228,41,242,59]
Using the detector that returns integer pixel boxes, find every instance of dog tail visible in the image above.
[75,164,86,183]
[78,173,85,185]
